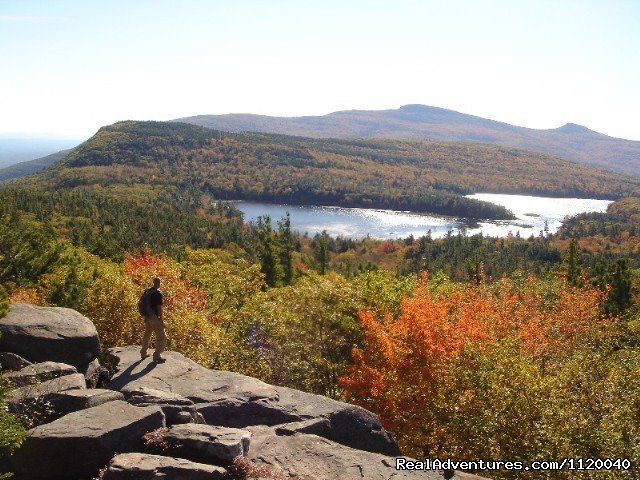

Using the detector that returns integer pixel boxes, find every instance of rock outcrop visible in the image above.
[0,351,32,370]
[10,401,165,479]
[3,362,77,387]
[45,388,125,418]
[108,346,400,456]
[163,424,251,465]
[247,424,448,479]
[6,372,87,410]
[0,303,99,367]
[103,453,227,480]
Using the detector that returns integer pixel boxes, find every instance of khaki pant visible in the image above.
[141,313,167,358]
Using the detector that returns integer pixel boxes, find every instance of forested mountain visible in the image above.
[177,104,640,177]
[0,149,70,182]
[16,121,638,223]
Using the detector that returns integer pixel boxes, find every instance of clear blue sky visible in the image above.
[1,0,639,140]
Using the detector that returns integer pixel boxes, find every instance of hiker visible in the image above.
[139,276,167,363]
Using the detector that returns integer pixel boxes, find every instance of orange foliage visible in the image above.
[339,275,608,445]
[124,247,207,313]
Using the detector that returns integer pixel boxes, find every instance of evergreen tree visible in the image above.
[257,216,280,287]
[607,259,632,315]
[313,232,329,275]
[565,238,581,286]
[277,213,294,285]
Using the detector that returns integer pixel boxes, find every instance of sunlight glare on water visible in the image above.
[234,193,612,239]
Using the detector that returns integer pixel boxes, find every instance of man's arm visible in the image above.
[156,304,163,320]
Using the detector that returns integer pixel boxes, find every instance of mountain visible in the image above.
[0,137,82,169]
[177,105,640,177]
[0,149,70,182]
[15,121,638,223]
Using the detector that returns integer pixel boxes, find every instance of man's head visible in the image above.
[153,276,161,288]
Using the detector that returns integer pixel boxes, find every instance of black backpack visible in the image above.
[137,288,153,316]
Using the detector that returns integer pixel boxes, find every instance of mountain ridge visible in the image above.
[13,121,638,223]
[176,105,640,177]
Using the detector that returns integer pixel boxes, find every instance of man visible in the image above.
[140,276,167,363]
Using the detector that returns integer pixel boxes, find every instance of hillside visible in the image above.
[0,149,70,182]
[20,121,639,223]
[177,105,640,177]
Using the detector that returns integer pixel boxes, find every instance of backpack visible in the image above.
[138,288,153,316]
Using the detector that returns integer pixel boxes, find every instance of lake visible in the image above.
[234,193,612,239]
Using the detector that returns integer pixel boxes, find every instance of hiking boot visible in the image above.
[153,356,166,363]
[141,352,150,360]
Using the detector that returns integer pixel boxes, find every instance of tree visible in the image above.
[277,213,294,285]
[565,238,581,286]
[257,216,281,287]
[313,232,329,275]
[606,258,632,315]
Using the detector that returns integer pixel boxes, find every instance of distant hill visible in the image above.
[177,105,640,177]
[0,137,82,168]
[15,121,639,222]
[0,149,70,182]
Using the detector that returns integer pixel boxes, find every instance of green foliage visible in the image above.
[565,237,581,286]
[0,185,247,262]
[256,216,281,288]
[0,284,8,318]
[0,213,61,286]
[0,340,27,462]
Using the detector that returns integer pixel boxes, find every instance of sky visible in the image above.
[1,0,639,140]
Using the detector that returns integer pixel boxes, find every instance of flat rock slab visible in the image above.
[108,346,278,403]
[0,303,99,367]
[124,386,194,406]
[247,425,488,480]
[4,361,77,387]
[45,388,125,418]
[6,372,86,406]
[164,424,251,465]
[108,346,399,456]
[10,400,165,479]
[103,453,227,480]
[0,351,32,371]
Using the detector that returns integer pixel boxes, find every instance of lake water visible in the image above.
[234,193,612,239]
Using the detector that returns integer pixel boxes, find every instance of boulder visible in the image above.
[163,424,251,465]
[108,346,399,455]
[0,303,100,367]
[0,351,31,371]
[10,400,165,479]
[78,358,109,389]
[3,361,77,387]
[103,453,227,480]
[45,388,125,418]
[247,425,488,480]
[6,373,86,407]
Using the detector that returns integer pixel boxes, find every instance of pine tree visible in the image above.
[565,238,581,286]
[313,232,329,275]
[607,258,632,315]
[257,216,280,287]
[277,213,294,285]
